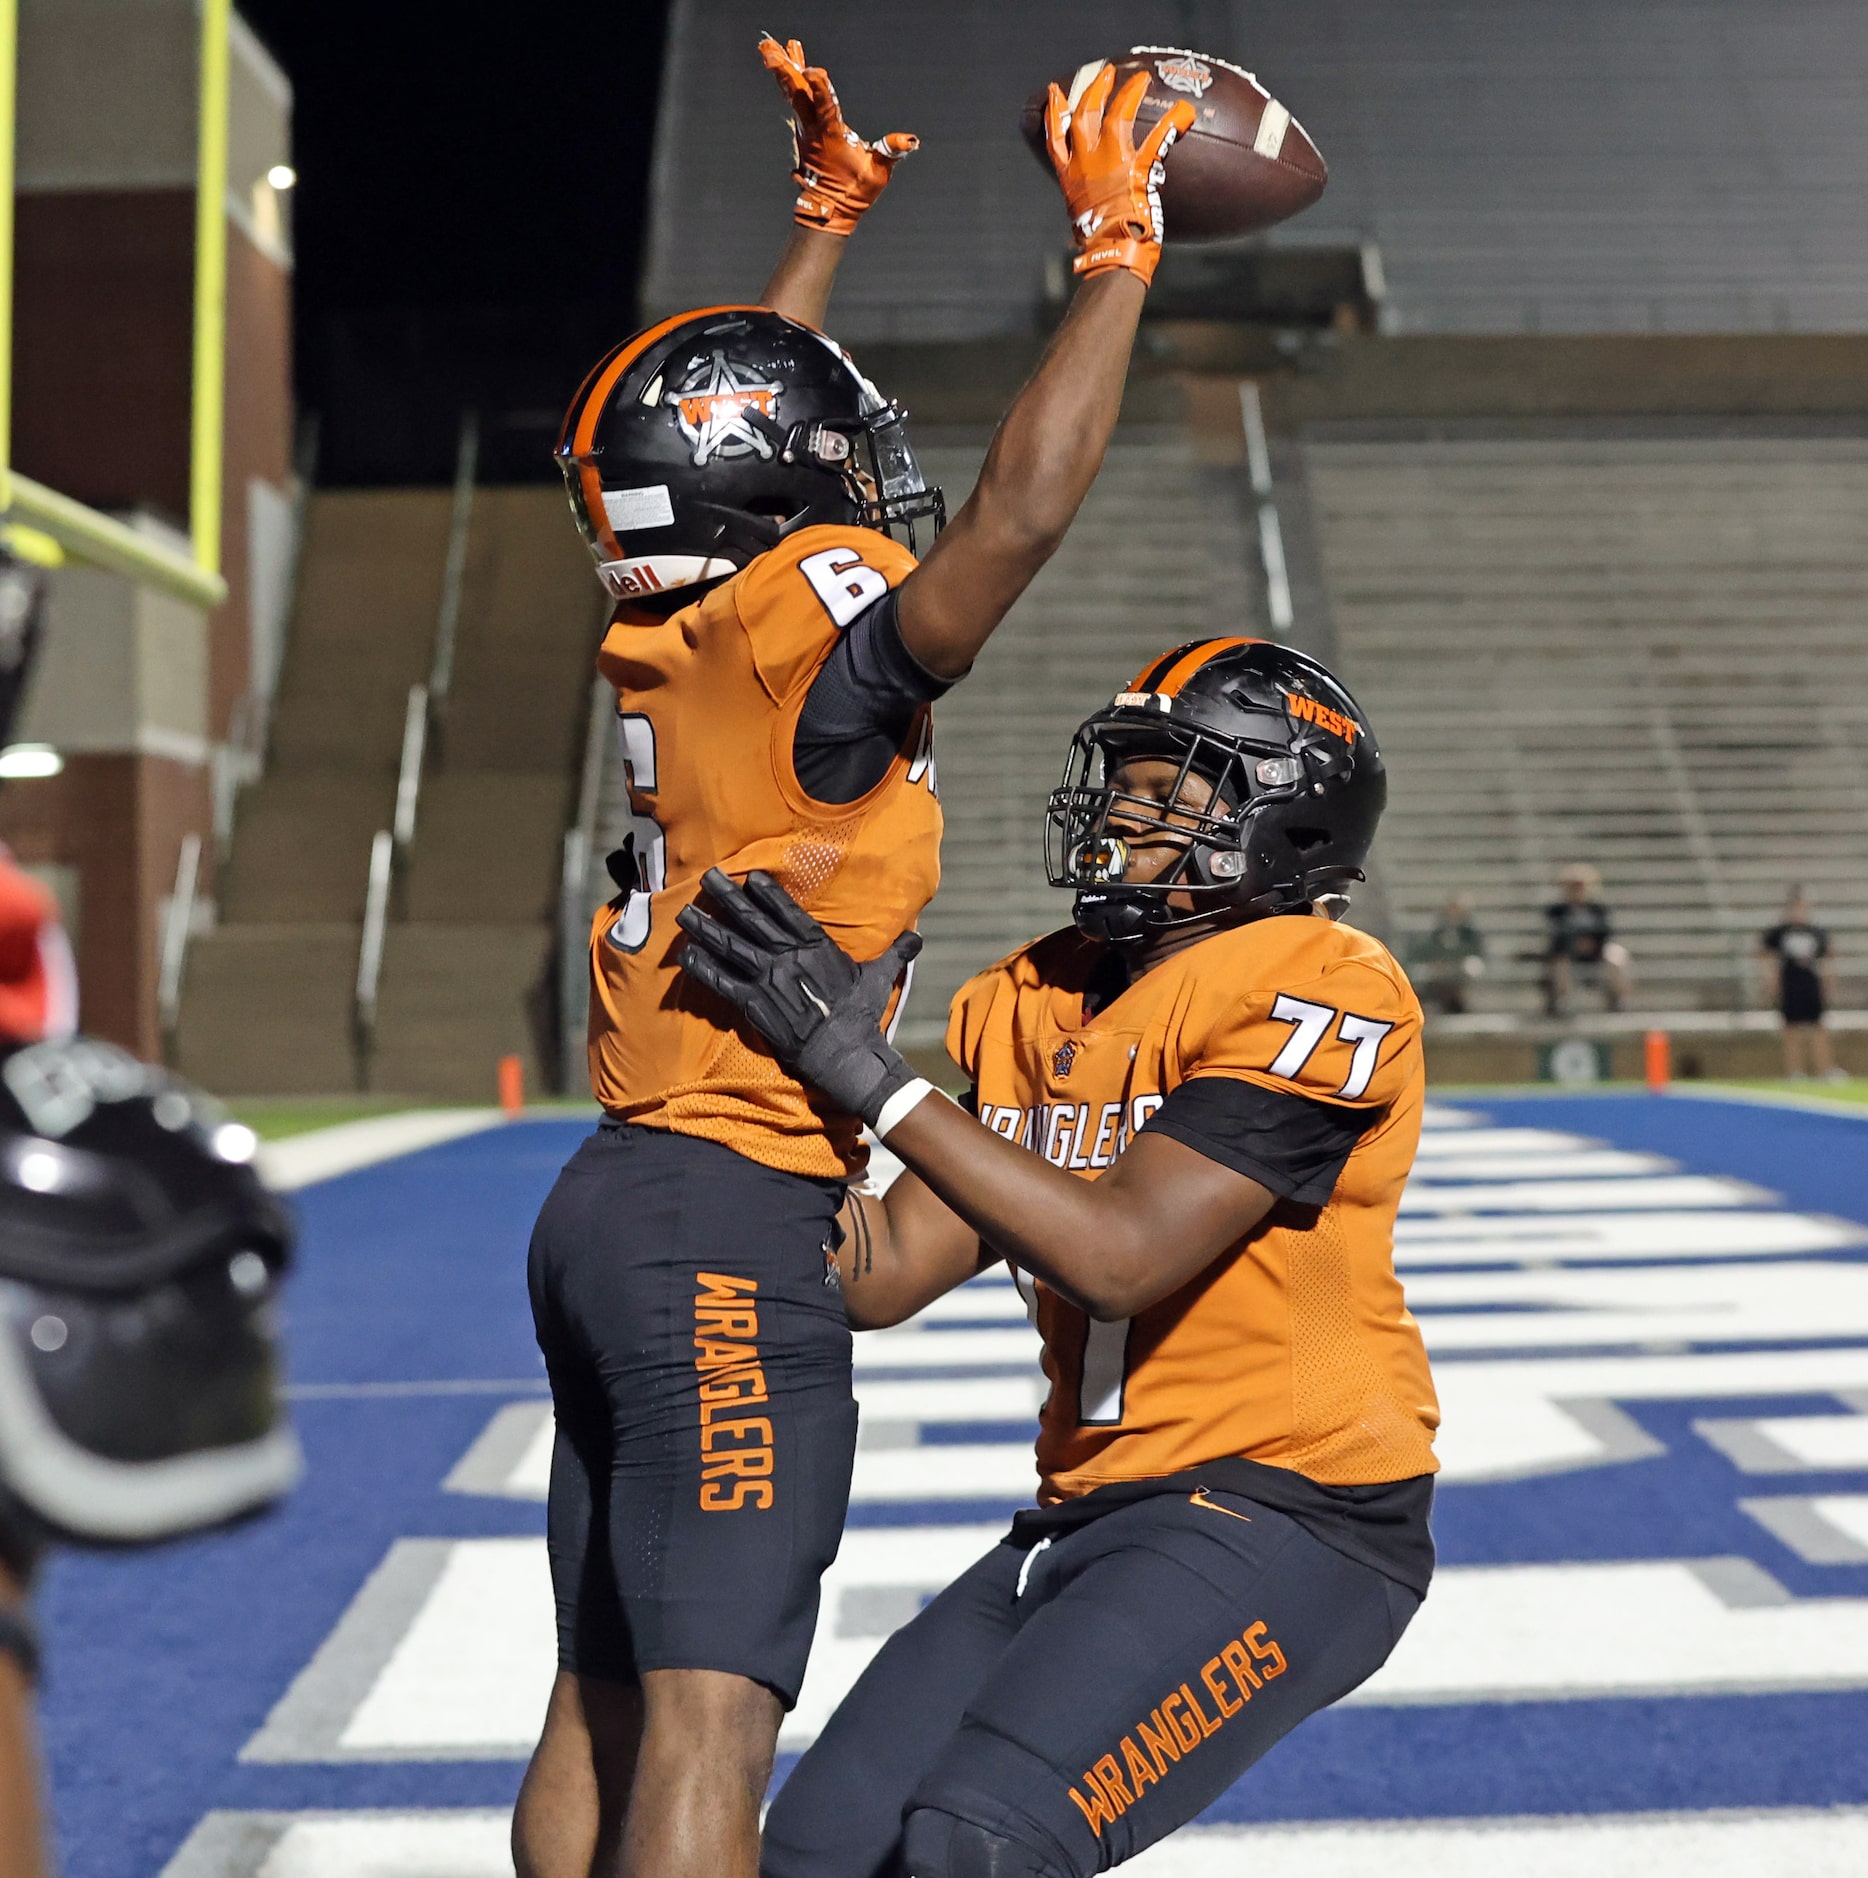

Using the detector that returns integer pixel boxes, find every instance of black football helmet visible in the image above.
[556,305,944,602]
[1046,637,1386,945]
[0,1038,299,1559]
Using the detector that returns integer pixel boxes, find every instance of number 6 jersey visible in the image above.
[590,524,942,1179]
[946,913,1440,1498]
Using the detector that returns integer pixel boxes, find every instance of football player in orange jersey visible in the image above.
[678,638,1440,1878]
[514,38,1197,1878]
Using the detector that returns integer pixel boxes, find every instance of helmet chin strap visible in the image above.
[1071,889,1156,946]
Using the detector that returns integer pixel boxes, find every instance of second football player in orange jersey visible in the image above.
[679,636,1438,1878]
[515,42,1199,1878]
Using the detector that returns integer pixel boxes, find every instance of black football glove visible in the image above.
[675,868,921,1128]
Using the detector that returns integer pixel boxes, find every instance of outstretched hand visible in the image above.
[1043,63,1193,284]
[676,868,922,1126]
[760,34,918,237]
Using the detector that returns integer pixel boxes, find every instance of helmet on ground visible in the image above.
[0,1038,299,1556]
[1046,636,1386,945]
[556,306,944,602]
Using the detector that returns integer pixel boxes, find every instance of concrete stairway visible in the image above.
[895,429,1263,1047]
[366,488,605,1101]
[1305,432,1868,1011]
[175,491,452,1094]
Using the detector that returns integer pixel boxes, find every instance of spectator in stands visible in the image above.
[1409,895,1486,1014]
[1760,888,1845,1081]
[1542,863,1631,1016]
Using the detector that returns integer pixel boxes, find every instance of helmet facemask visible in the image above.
[1046,718,1335,944]
[779,397,945,555]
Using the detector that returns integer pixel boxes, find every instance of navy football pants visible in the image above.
[762,1486,1419,1876]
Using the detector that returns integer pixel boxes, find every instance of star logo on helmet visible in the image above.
[666,351,782,466]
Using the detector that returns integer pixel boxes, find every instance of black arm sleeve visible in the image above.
[1141,1074,1377,1206]
[793,587,953,804]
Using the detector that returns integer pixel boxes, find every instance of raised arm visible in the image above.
[892,66,1193,679]
[757,35,917,330]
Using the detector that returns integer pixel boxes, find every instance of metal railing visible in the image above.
[1238,382,1294,637]
[427,409,480,736]
[350,411,479,1084]
[156,832,203,1054]
[353,829,394,1088]
[393,683,429,861]
[557,677,614,1093]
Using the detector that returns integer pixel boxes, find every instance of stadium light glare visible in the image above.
[0,743,63,779]
[267,163,296,190]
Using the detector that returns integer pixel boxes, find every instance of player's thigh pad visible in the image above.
[905,1490,1420,1875]
[762,1542,1027,1878]
[528,1122,854,1703]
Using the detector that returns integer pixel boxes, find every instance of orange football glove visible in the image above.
[760,34,918,237]
[1044,64,1194,285]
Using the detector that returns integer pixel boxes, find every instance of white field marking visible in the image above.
[508,1413,554,1498]
[1412,1127,1600,1158]
[850,1442,1037,1502]
[1395,1209,1866,1267]
[852,1375,1046,1425]
[163,1806,1868,1878]
[337,1539,556,1753]
[1741,1495,1868,1565]
[1421,1103,1484,1127]
[784,1523,1006,1748]
[1744,1412,1868,1470]
[258,1813,515,1877]
[1812,1497,1868,1549]
[247,1531,1868,1763]
[442,1400,553,1499]
[157,1811,518,1878]
[1435,1347,1868,1480]
[299,1536,1868,1758]
[1406,1149,1676,1181]
[917,1282,1031,1325]
[1409,1259,1868,1353]
[1123,1808,1868,1878]
[852,1326,1042,1371]
[1349,1555,1868,1704]
[256,1109,506,1190]
[447,1379,1049,1502]
[762,1348,1868,1489]
[1400,1174,1768,1214]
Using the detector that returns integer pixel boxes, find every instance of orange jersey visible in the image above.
[946,914,1439,1498]
[590,524,942,1179]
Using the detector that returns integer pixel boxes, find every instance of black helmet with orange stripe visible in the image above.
[555,306,943,603]
[1046,638,1385,944]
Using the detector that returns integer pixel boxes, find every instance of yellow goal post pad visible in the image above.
[0,0,231,612]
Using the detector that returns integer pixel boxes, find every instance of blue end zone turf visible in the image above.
[32,1096,1868,1872]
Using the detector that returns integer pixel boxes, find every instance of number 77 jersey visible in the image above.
[589,523,942,1180]
[946,912,1439,1500]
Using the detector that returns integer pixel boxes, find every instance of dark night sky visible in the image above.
[237,1,671,483]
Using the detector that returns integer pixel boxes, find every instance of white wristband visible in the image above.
[873,1077,936,1141]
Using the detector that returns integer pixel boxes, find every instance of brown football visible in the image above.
[1019,46,1327,242]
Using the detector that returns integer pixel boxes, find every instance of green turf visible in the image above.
[230,1095,604,1140]
[1715,1077,1868,1107]
[230,1097,421,1140]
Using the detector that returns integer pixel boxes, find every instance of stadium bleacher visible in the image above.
[177,487,602,1098]
[1307,428,1868,1014]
